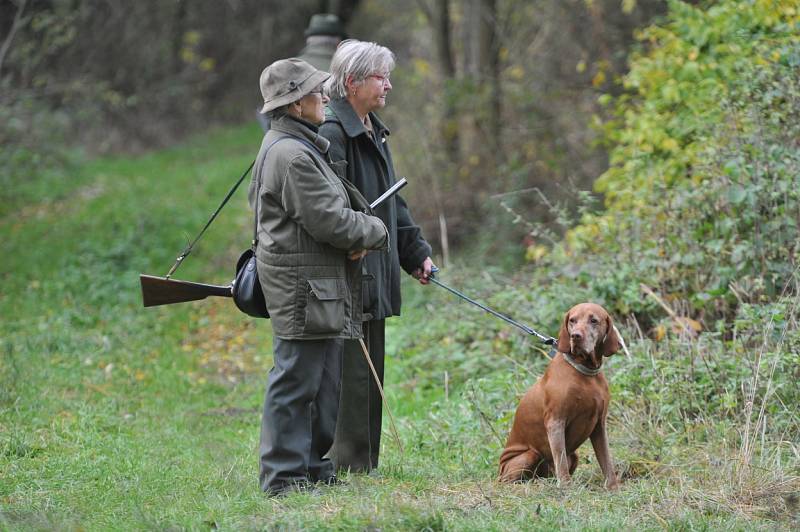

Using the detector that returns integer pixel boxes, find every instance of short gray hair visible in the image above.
[326,39,395,99]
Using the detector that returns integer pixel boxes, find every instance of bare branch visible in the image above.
[0,0,29,77]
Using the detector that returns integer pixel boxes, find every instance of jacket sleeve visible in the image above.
[396,193,432,274]
[280,154,388,252]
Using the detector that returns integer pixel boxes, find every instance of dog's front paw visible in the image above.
[556,475,572,489]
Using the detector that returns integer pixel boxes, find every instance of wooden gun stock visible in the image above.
[140,274,231,307]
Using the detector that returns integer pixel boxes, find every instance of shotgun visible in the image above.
[140,178,408,308]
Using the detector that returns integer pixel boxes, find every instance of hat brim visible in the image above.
[260,70,330,114]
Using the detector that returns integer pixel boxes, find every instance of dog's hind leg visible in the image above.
[499,445,542,482]
[568,451,578,475]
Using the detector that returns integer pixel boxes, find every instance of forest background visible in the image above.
[1,0,799,529]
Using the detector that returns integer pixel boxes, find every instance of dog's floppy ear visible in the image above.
[598,315,621,357]
[557,310,572,354]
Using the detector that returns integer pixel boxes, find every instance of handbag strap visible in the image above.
[165,135,299,278]
[251,135,320,247]
[166,159,255,278]
[165,134,331,277]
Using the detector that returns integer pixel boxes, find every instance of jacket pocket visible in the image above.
[304,278,345,334]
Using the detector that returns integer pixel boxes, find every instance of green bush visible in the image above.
[550,0,800,325]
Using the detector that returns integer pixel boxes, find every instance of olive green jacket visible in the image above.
[248,115,388,339]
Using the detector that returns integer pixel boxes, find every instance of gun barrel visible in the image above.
[140,274,232,307]
[370,178,407,209]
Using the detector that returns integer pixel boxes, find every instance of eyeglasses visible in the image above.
[367,73,391,85]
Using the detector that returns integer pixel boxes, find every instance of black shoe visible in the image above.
[266,479,318,498]
[318,475,347,487]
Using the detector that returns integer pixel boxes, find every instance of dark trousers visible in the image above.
[331,319,385,473]
[259,337,342,494]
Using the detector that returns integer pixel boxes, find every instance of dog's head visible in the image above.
[557,303,620,362]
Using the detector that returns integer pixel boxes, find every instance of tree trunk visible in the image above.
[170,0,187,75]
[417,0,456,266]
[0,0,28,77]
[476,0,501,161]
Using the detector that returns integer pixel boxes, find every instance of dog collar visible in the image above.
[560,351,602,377]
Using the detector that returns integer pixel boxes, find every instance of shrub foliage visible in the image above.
[563,0,800,325]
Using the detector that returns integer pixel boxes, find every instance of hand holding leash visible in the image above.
[412,257,435,284]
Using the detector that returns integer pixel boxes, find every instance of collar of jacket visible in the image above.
[326,97,391,139]
[270,114,330,154]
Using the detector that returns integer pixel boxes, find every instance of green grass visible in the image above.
[1,123,798,530]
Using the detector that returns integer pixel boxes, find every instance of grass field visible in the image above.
[1,124,798,530]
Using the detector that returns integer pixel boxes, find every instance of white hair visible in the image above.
[326,39,395,99]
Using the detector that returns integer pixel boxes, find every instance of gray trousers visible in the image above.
[259,337,342,494]
[331,319,385,473]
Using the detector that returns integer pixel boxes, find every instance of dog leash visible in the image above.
[428,266,557,354]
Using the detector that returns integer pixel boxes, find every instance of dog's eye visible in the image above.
[590,317,599,324]
[569,317,577,323]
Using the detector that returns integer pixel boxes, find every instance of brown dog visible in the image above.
[498,302,621,489]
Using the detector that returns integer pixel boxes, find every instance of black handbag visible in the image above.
[232,247,269,318]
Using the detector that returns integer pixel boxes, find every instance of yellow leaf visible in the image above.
[508,65,525,80]
[622,0,636,14]
[525,244,548,263]
[413,58,431,76]
[675,317,702,333]
[661,138,679,152]
[181,48,196,64]
[199,58,216,72]
[592,70,606,88]
[183,30,201,45]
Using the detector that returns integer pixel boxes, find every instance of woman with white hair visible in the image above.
[320,39,434,474]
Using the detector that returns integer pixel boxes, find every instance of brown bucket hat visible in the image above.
[259,58,330,114]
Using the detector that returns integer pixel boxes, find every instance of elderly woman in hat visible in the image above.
[320,40,434,474]
[250,57,388,496]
